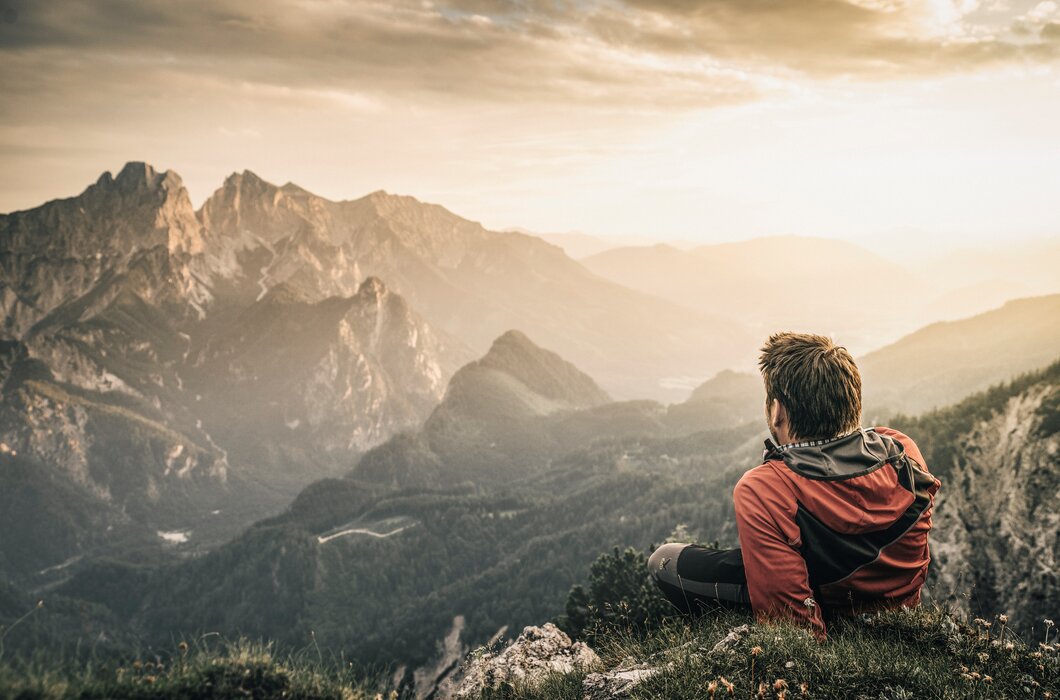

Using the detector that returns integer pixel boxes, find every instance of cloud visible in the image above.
[0,0,1057,116]
[1027,0,1059,23]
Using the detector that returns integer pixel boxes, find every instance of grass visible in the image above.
[0,636,392,700]
[478,607,1060,700]
[1,609,1057,700]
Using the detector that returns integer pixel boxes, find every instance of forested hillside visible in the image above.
[5,345,1059,697]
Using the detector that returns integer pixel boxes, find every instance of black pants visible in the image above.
[647,542,751,614]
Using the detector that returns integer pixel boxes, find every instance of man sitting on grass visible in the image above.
[648,332,941,639]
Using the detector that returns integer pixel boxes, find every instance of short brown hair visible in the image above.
[758,332,862,440]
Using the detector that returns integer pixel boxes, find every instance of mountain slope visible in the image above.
[859,293,1060,416]
[187,276,473,475]
[55,421,760,681]
[904,359,1060,631]
[666,369,764,431]
[0,340,222,582]
[354,330,615,487]
[434,329,612,422]
[196,171,752,400]
[678,293,1060,427]
[581,236,928,354]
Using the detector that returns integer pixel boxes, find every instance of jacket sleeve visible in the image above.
[733,467,827,640]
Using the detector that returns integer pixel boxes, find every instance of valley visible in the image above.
[0,163,1058,697]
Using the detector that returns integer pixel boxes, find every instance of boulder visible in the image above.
[454,623,600,697]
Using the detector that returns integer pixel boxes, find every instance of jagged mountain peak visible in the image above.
[219,169,292,197]
[213,169,280,200]
[0,163,204,328]
[359,189,421,208]
[0,162,207,336]
[280,181,311,195]
[350,276,415,321]
[90,162,185,197]
[355,275,389,300]
[353,189,424,219]
[226,169,265,185]
[351,188,478,228]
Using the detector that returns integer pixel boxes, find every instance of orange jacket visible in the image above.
[733,426,941,639]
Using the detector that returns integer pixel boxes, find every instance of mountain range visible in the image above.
[0,162,754,571]
[1,162,1058,697]
[580,235,1060,357]
[686,293,1060,427]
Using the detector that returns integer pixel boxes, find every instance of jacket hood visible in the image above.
[765,428,917,535]
[766,428,907,481]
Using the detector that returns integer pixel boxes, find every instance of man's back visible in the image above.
[733,426,940,637]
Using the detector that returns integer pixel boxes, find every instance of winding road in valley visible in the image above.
[317,524,414,544]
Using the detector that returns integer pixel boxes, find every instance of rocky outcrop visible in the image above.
[192,276,471,454]
[452,622,761,700]
[454,623,600,697]
[927,378,1060,631]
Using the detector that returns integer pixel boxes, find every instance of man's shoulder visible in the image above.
[873,425,913,442]
[734,460,788,495]
[873,426,929,470]
[733,461,798,520]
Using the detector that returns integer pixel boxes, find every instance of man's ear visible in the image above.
[769,399,788,431]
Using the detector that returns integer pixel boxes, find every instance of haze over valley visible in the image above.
[0,162,1058,695]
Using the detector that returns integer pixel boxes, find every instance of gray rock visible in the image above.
[711,623,752,654]
[454,623,600,697]
[582,667,660,700]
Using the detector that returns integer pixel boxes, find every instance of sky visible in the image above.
[1,0,1059,251]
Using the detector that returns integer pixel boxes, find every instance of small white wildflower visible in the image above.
[803,597,817,609]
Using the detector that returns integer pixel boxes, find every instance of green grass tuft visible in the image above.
[0,637,392,700]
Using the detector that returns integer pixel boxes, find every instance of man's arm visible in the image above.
[733,468,826,640]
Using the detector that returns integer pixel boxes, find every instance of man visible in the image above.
[648,332,941,639]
